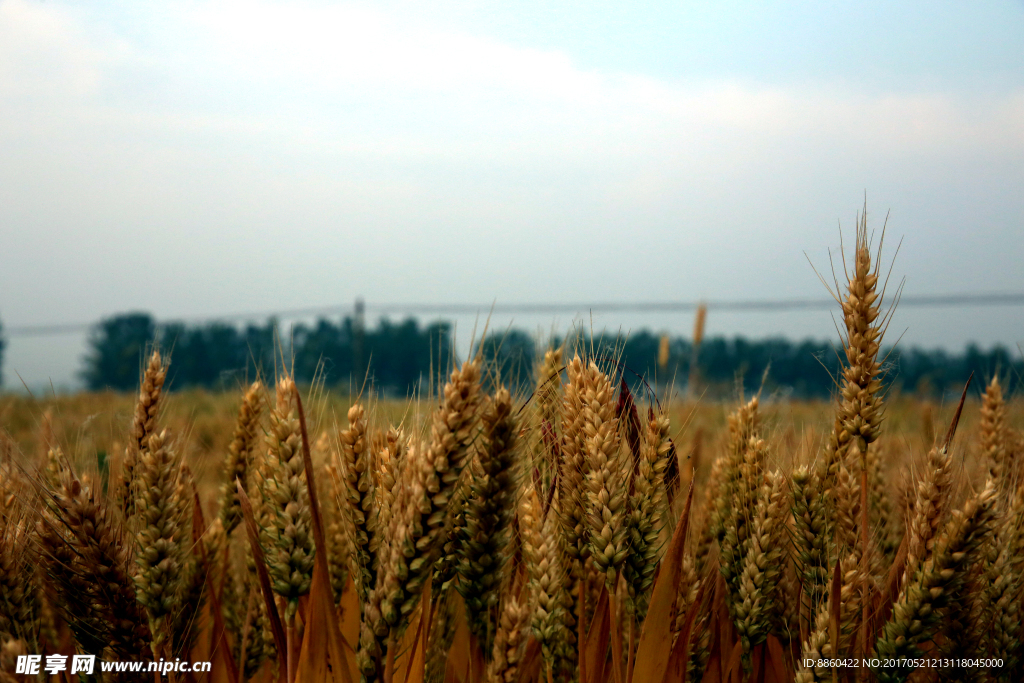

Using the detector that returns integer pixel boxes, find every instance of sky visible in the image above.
[1,0,1023,391]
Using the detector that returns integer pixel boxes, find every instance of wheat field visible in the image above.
[1,224,1022,683]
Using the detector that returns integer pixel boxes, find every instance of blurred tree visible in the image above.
[293,318,353,386]
[475,329,535,394]
[160,322,253,389]
[366,318,454,395]
[74,311,1021,399]
[290,316,454,396]
[81,313,157,391]
[243,319,278,382]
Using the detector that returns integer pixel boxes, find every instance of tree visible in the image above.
[475,329,536,394]
[293,318,353,386]
[160,321,250,389]
[81,313,156,391]
[366,318,453,395]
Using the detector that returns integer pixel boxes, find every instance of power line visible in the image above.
[6,292,1024,338]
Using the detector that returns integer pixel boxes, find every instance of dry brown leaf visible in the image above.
[447,596,471,683]
[293,389,356,683]
[236,481,288,682]
[584,587,611,683]
[765,635,789,683]
[632,481,695,683]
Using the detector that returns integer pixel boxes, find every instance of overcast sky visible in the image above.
[1,0,1023,390]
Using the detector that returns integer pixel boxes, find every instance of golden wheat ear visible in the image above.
[118,348,167,516]
[218,381,265,536]
[579,359,627,590]
[261,376,315,625]
[557,354,590,575]
[455,386,519,649]
[39,469,153,660]
[733,470,788,653]
[873,480,998,680]
[904,375,973,587]
[520,483,575,679]
[981,375,1009,484]
[339,402,375,603]
[358,358,482,683]
[624,407,671,621]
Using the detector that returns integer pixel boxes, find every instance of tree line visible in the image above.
[77,312,452,395]
[62,312,1022,399]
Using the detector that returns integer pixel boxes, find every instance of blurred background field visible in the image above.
[3,381,1019,504]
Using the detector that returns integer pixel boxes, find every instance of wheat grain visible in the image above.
[485,595,530,683]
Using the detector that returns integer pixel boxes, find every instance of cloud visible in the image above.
[3,0,1022,166]
[0,0,103,97]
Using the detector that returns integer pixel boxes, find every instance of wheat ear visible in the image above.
[0,517,40,648]
[716,398,760,591]
[134,429,189,653]
[558,355,590,572]
[219,381,265,535]
[485,595,531,683]
[261,376,315,623]
[580,360,628,588]
[119,348,167,514]
[42,470,153,658]
[358,359,481,683]
[903,443,953,585]
[340,402,375,603]
[457,386,519,645]
[521,484,574,678]
[625,407,671,618]
[981,375,1009,484]
[734,470,788,652]
[873,480,998,682]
